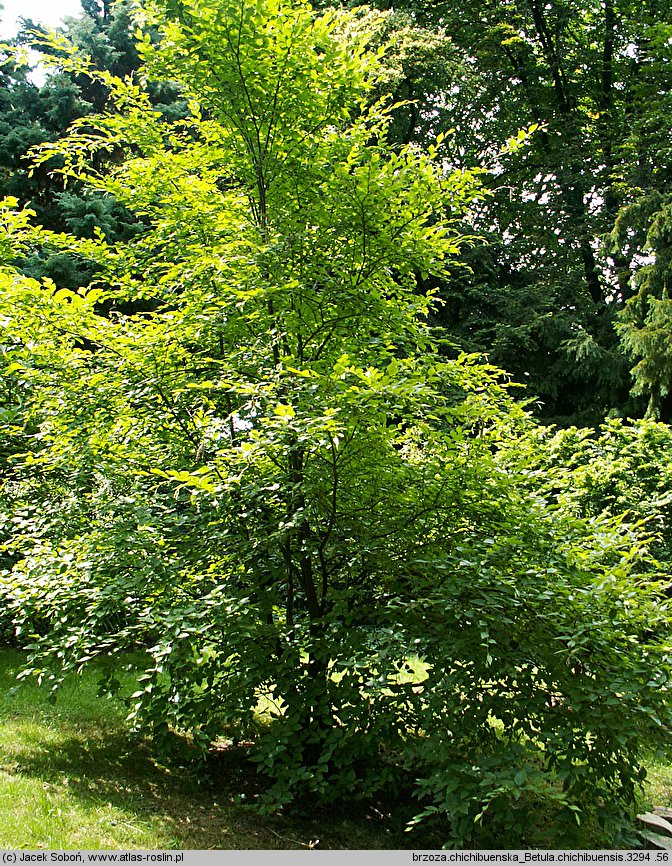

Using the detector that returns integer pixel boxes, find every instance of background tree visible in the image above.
[615,198,672,419]
[0,0,183,288]
[342,0,672,424]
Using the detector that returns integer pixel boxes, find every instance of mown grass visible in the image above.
[0,648,409,850]
[1,646,670,850]
[641,754,672,814]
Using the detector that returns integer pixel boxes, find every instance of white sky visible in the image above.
[0,0,84,38]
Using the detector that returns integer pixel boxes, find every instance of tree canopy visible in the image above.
[0,0,671,848]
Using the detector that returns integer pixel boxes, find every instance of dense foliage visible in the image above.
[0,0,183,288]
[3,0,672,422]
[346,0,672,424]
[0,0,671,849]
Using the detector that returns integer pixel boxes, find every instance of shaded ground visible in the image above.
[0,648,424,849]
[1,648,671,849]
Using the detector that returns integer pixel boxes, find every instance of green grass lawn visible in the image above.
[0,646,670,850]
[0,648,408,850]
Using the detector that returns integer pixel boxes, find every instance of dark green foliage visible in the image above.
[0,0,182,288]
[339,0,672,425]
[614,198,672,420]
[434,241,633,424]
